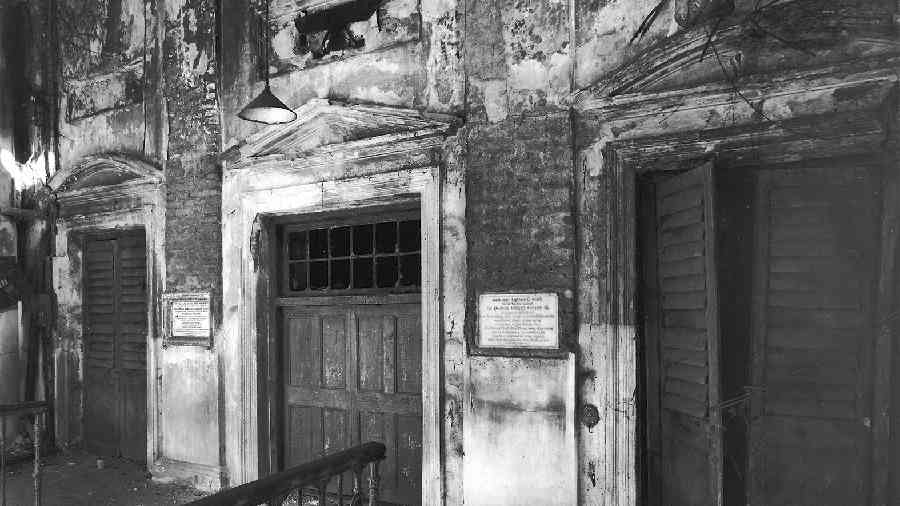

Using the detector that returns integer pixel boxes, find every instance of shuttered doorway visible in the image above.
[83,230,148,462]
[277,211,423,505]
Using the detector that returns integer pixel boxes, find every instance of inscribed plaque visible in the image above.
[162,292,212,347]
[171,297,210,338]
[478,293,559,349]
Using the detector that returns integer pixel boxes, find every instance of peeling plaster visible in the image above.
[574,0,680,88]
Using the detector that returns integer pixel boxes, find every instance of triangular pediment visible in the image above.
[235,99,458,159]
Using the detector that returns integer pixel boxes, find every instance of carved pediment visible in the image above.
[570,0,899,105]
[234,99,458,160]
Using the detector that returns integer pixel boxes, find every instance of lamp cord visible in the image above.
[264,0,271,88]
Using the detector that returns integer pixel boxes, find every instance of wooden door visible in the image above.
[748,166,880,505]
[83,230,148,462]
[643,163,723,506]
[282,301,422,505]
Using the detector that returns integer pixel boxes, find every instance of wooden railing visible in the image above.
[0,401,49,506]
[187,442,386,506]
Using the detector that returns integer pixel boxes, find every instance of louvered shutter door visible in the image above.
[748,167,877,505]
[116,232,148,461]
[653,163,723,506]
[84,237,119,456]
[83,231,147,461]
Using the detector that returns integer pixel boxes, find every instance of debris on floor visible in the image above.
[2,449,207,505]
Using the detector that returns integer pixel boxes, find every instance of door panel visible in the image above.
[283,303,422,505]
[645,163,723,506]
[749,167,879,506]
[83,231,147,462]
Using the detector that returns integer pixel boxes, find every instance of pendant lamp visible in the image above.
[238,0,297,124]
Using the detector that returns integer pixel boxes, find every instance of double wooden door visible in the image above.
[83,230,148,461]
[642,162,883,505]
[281,299,422,505]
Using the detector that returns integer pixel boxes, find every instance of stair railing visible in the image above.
[0,401,49,506]
[187,441,386,506]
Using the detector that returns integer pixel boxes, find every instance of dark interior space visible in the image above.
[715,167,754,506]
[638,157,888,505]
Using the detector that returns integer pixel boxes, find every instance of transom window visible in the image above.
[279,212,421,295]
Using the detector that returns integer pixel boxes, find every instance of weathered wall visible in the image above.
[56,0,148,168]
[463,357,576,505]
[50,0,225,485]
[459,0,581,501]
[461,83,578,506]
[157,0,224,487]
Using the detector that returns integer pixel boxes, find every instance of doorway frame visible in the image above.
[49,154,164,465]
[222,164,443,504]
[572,60,900,505]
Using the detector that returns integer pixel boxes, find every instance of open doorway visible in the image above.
[638,159,883,505]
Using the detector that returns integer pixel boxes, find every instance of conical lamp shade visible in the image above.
[238,85,297,124]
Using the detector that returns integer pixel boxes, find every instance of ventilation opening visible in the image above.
[293,0,385,59]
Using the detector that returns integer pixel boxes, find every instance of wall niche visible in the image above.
[258,0,420,75]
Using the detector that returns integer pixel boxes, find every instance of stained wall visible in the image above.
[43,0,759,502]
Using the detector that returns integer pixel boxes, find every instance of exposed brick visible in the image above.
[464,113,576,351]
[165,155,223,327]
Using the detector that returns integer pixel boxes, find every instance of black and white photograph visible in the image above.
[0,0,897,504]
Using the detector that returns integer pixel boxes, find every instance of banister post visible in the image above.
[32,413,41,506]
[367,461,378,506]
[2,416,6,506]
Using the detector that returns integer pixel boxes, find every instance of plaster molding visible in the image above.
[50,153,162,193]
[226,99,459,164]
[568,0,899,105]
[573,59,900,175]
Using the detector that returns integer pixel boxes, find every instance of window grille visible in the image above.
[280,216,421,295]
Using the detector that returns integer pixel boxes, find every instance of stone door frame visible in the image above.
[220,107,465,505]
